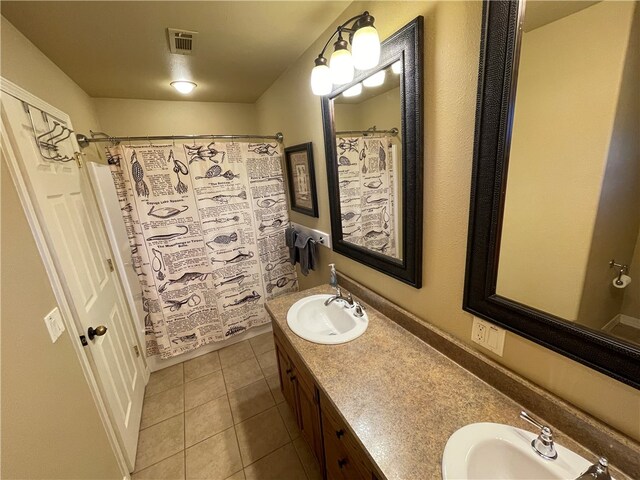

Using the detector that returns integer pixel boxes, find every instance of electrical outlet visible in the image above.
[471,317,505,356]
[473,321,487,343]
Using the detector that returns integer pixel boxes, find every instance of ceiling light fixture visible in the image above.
[343,83,363,98]
[363,70,385,88]
[311,11,381,96]
[392,60,402,74]
[170,80,197,94]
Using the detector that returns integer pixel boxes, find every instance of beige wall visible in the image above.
[93,97,258,138]
[579,3,640,329]
[1,16,121,479]
[497,2,636,321]
[255,1,640,441]
[622,231,640,319]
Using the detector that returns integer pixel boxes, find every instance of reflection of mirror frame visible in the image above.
[322,17,424,288]
[464,1,639,388]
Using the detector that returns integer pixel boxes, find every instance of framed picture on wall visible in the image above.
[284,142,318,217]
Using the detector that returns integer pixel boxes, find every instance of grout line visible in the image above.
[229,380,277,426]
[235,406,289,469]
[132,413,184,474]
[291,440,312,480]
[242,441,295,472]
[184,365,223,384]
[138,388,186,432]
[132,449,185,476]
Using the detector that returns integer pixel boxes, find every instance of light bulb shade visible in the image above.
[392,60,402,74]
[363,69,385,88]
[171,81,197,94]
[330,48,354,85]
[352,25,380,70]
[311,63,332,96]
[342,83,362,98]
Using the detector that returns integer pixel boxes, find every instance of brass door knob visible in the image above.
[88,325,108,340]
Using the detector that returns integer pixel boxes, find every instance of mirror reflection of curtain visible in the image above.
[337,135,399,258]
[107,141,297,359]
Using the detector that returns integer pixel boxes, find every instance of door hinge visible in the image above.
[74,151,84,168]
[133,345,140,357]
[106,258,114,272]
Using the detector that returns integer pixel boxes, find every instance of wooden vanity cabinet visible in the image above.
[274,332,324,468]
[273,323,380,480]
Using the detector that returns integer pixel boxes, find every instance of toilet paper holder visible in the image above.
[609,259,629,286]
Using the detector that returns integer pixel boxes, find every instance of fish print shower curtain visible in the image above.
[337,136,399,257]
[107,141,297,358]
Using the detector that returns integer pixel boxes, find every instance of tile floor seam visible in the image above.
[229,399,276,427]
[134,412,185,471]
[232,423,244,473]
[292,439,313,480]
[276,402,298,442]
[132,451,183,476]
[240,440,295,470]
[183,424,238,452]
[185,364,222,383]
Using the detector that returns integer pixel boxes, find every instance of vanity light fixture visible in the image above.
[363,69,385,88]
[311,11,381,95]
[330,35,355,85]
[342,83,363,98]
[170,80,197,94]
[392,60,402,74]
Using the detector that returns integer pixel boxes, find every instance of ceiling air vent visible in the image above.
[167,28,198,55]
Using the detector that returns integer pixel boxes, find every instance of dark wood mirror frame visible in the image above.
[463,1,639,388]
[321,16,424,288]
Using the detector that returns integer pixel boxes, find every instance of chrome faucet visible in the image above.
[519,411,557,460]
[575,457,611,480]
[324,288,355,307]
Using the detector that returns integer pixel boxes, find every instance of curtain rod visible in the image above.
[336,127,398,137]
[76,131,284,148]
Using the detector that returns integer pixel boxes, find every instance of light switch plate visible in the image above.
[44,307,65,343]
[471,317,505,356]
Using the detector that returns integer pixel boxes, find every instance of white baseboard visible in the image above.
[602,313,640,333]
[146,324,273,372]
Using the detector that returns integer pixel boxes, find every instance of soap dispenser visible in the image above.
[329,263,338,290]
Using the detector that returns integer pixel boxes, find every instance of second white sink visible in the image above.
[287,294,368,345]
[442,423,602,480]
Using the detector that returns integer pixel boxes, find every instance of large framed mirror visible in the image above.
[465,1,639,388]
[322,17,423,287]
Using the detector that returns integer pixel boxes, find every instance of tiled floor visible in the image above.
[132,332,322,480]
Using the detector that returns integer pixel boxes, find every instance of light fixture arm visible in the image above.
[317,11,372,58]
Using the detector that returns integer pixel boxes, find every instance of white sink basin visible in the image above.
[442,423,603,480]
[287,294,368,345]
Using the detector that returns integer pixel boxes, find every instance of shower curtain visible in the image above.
[106,141,297,359]
[337,135,399,257]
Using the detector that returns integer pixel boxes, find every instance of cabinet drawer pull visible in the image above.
[337,458,348,469]
[336,429,345,439]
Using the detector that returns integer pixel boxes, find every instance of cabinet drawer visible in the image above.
[322,414,368,480]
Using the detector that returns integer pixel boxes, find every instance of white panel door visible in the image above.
[88,162,147,351]
[1,86,145,470]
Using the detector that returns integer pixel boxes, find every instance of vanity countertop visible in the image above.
[266,285,632,480]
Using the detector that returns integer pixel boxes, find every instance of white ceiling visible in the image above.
[1,1,351,103]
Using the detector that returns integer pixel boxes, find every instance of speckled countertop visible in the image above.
[266,285,632,480]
